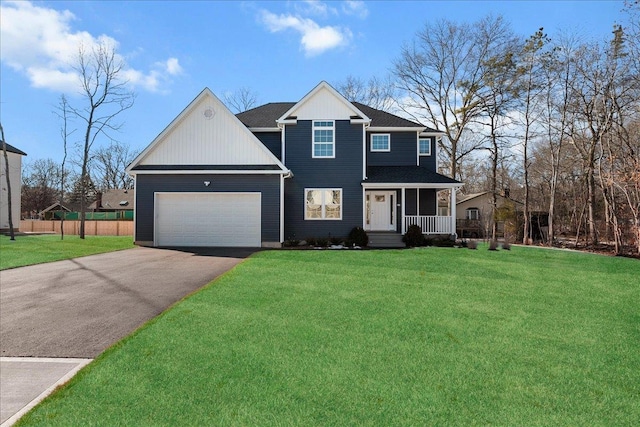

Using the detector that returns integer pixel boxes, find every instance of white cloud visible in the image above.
[342,1,369,19]
[165,58,183,76]
[259,10,351,56]
[0,1,181,93]
[296,1,337,18]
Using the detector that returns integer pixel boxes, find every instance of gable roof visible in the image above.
[126,88,289,174]
[276,81,370,124]
[39,202,71,214]
[457,191,524,205]
[1,142,27,156]
[237,101,438,131]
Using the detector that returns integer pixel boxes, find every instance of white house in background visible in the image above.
[1,143,27,232]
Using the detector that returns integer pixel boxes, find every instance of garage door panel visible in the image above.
[155,193,261,247]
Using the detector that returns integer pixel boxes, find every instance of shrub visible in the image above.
[467,240,478,250]
[283,239,300,247]
[502,241,511,250]
[305,237,317,247]
[432,236,456,247]
[403,224,425,247]
[348,226,369,247]
[330,236,343,246]
[488,240,499,251]
[316,237,329,247]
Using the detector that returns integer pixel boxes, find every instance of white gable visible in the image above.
[277,81,370,123]
[128,88,286,170]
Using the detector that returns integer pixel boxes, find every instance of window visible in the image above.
[466,208,479,220]
[313,121,334,158]
[305,189,342,220]
[419,138,431,156]
[371,134,390,152]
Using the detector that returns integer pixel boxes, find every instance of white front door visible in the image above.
[367,191,395,231]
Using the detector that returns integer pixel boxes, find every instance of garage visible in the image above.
[155,192,261,247]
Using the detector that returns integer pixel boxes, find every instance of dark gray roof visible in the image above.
[352,102,436,130]
[365,166,461,185]
[131,164,284,171]
[1,142,27,156]
[236,101,440,131]
[236,103,294,128]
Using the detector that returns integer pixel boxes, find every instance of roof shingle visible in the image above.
[365,166,461,185]
[236,101,440,132]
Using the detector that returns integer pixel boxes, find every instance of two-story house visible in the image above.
[126,82,462,247]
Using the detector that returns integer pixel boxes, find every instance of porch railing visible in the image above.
[404,216,452,234]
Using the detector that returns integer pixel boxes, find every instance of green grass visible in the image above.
[0,234,135,270]
[17,246,640,426]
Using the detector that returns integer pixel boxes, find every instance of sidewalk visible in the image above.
[0,357,92,426]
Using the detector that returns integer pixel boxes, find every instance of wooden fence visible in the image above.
[20,220,133,236]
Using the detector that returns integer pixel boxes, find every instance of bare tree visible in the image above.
[473,22,522,240]
[223,87,258,113]
[335,75,398,112]
[394,15,515,180]
[567,33,623,246]
[21,158,66,215]
[518,29,551,244]
[66,42,135,239]
[0,123,15,240]
[93,140,137,190]
[55,95,74,239]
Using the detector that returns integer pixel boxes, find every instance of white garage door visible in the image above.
[155,192,261,247]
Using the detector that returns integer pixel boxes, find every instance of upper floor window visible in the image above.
[419,138,431,156]
[313,120,335,158]
[466,208,479,220]
[371,134,390,152]
[305,189,342,220]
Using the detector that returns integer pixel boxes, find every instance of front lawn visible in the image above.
[0,234,135,270]
[17,246,639,426]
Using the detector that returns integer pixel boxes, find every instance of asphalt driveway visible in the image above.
[0,246,255,358]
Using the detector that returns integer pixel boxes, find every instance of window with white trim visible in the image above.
[371,134,390,152]
[419,138,431,156]
[305,189,342,220]
[313,121,335,158]
[466,208,479,220]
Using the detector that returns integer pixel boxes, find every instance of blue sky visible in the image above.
[0,1,626,167]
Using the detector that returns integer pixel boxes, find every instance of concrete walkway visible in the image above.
[1,358,91,426]
[0,246,254,425]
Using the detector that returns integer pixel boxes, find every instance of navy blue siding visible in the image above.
[367,131,418,166]
[283,120,363,240]
[135,174,281,243]
[254,132,282,160]
[418,137,437,170]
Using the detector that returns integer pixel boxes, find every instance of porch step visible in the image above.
[368,232,405,248]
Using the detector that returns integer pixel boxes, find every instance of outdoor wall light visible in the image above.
[204,181,211,187]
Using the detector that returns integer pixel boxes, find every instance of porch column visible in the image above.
[450,188,457,237]
[401,187,406,234]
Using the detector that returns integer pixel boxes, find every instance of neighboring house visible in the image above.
[88,189,135,213]
[456,190,524,239]
[1,142,27,232]
[38,202,72,220]
[126,82,462,247]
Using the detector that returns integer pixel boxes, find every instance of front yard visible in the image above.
[17,246,640,426]
[0,235,135,270]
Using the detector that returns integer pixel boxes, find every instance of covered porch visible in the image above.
[362,166,463,237]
